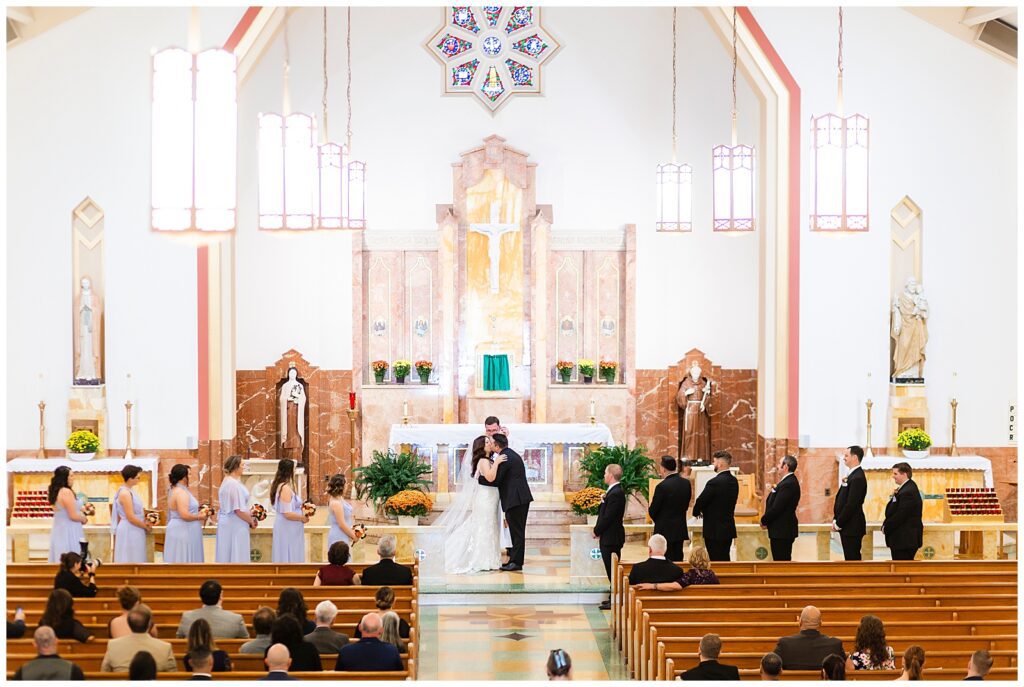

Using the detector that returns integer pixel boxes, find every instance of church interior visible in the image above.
[5,3,1019,681]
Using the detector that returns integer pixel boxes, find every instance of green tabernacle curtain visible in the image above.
[483,354,511,391]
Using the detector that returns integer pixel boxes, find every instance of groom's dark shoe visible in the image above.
[500,562,523,572]
[598,600,612,610]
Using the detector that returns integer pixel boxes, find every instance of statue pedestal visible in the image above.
[241,459,306,524]
[887,383,930,450]
[67,385,108,457]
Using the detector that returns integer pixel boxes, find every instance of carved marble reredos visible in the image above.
[549,229,627,251]
[454,134,535,189]
[362,231,439,251]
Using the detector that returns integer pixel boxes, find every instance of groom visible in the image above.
[492,433,533,571]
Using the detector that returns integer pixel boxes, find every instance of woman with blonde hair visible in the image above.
[634,545,719,591]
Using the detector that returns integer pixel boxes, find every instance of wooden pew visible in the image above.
[6,651,414,674]
[662,665,1019,681]
[16,670,415,681]
[661,649,1017,672]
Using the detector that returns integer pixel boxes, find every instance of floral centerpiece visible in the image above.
[66,430,100,461]
[570,487,605,524]
[556,360,574,384]
[372,360,389,384]
[599,360,618,384]
[578,359,596,383]
[415,360,433,384]
[249,503,268,523]
[384,489,433,526]
[301,501,317,518]
[393,360,412,384]
[897,428,931,459]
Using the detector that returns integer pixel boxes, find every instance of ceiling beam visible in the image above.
[962,6,1015,27]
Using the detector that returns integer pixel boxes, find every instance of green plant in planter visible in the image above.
[578,444,655,503]
[393,360,412,382]
[353,450,433,513]
[897,428,932,451]
[66,430,100,454]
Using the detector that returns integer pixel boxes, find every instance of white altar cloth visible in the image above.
[389,423,615,453]
[839,454,994,488]
[7,456,162,500]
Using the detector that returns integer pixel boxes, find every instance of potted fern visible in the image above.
[353,450,433,516]
[66,430,100,461]
[578,444,656,504]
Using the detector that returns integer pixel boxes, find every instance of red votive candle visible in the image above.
[349,392,356,410]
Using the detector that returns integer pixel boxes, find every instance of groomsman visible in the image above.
[832,446,868,560]
[648,456,691,561]
[882,462,924,561]
[593,463,626,610]
[692,451,739,562]
[760,455,801,561]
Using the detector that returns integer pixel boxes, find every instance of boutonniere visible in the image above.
[769,484,777,493]
[841,478,848,486]
[600,495,606,504]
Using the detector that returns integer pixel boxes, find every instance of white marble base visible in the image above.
[241,459,305,525]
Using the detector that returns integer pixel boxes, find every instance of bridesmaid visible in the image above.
[326,473,359,550]
[271,459,308,563]
[48,467,89,563]
[111,465,151,563]
[164,464,205,563]
[215,455,257,563]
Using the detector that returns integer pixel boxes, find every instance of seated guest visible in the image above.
[354,587,411,639]
[547,649,572,680]
[241,607,276,654]
[964,650,993,681]
[11,626,85,680]
[101,605,177,673]
[896,645,925,681]
[680,633,740,681]
[760,652,782,681]
[184,618,232,672]
[380,611,406,653]
[8,608,27,639]
[188,647,214,680]
[262,643,295,681]
[52,552,98,598]
[277,587,316,634]
[821,653,846,681]
[627,534,682,585]
[38,589,93,643]
[635,545,718,592]
[334,613,403,672]
[845,615,895,671]
[109,585,158,639]
[360,535,413,586]
[772,606,845,670]
[129,650,158,680]
[176,580,249,639]
[265,615,321,672]
[314,541,360,586]
[304,600,349,654]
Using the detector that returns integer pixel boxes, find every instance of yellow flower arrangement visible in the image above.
[578,359,596,377]
[570,487,605,516]
[383,489,434,518]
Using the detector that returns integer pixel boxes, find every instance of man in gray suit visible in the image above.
[304,600,349,654]
[772,606,845,670]
[176,580,249,639]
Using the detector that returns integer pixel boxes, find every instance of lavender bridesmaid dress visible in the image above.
[48,490,85,563]
[164,485,204,563]
[272,486,305,563]
[327,498,353,548]
[111,486,148,563]
[215,477,251,563]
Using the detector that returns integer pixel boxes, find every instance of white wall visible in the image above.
[6,7,245,450]
[751,6,1016,447]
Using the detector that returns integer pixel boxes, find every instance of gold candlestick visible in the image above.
[124,400,135,461]
[864,399,874,459]
[37,401,46,459]
[950,398,959,456]
[346,408,359,498]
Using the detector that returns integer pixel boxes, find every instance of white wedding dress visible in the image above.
[435,451,503,574]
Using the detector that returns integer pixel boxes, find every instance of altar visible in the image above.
[389,422,614,495]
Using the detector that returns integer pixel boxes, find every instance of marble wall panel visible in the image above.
[546,385,633,445]
[552,252,583,379]
[366,253,401,374]
[635,369,670,456]
[405,253,436,369]
[594,252,623,368]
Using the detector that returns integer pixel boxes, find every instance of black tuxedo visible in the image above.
[360,558,414,587]
[883,478,923,559]
[627,557,683,585]
[760,473,801,561]
[692,470,738,561]
[833,465,868,560]
[495,448,534,567]
[648,473,692,561]
[594,483,626,580]
[680,659,741,681]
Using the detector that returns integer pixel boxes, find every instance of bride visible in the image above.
[435,435,507,574]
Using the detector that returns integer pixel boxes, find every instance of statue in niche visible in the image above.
[675,361,712,462]
[74,277,102,384]
[278,365,306,462]
[891,277,929,381]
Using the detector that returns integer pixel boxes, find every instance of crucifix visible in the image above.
[469,200,518,294]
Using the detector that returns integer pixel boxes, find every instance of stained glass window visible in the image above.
[810,113,869,231]
[452,7,480,34]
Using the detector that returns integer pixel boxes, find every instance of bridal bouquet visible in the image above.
[352,524,367,541]
[144,510,160,525]
[250,503,268,522]
[301,501,317,518]
[197,503,213,521]
[80,502,96,517]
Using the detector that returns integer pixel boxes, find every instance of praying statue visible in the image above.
[891,277,929,380]
[279,365,306,461]
[676,361,712,462]
[74,277,101,383]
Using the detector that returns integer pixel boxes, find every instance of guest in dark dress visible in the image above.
[314,542,359,586]
[53,553,98,598]
[38,589,93,643]
[276,588,316,635]
[353,587,410,640]
[264,615,321,672]
[183,619,232,672]
[634,545,718,592]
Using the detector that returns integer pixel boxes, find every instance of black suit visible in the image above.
[334,637,404,672]
[833,466,868,560]
[360,559,414,587]
[594,483,626,581]
[883,478,923,560]
[773,629,846,670]
[692,470,739,561]
[648,473,692,561]
[628,557,683,585]
[260,671,297,680]
[495,448,534,567]
[760,473,801,561]
[680,659,741,681]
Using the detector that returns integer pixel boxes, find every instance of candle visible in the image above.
[590,399,596,417]
[127,372,135,399]
[952,371,958,400]
[37,373,44,401]
[349,392,356,410]
[403,401,409,417]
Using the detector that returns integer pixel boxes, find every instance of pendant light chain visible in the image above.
[731,6,738,146]
[671,7,678,162]
[837,7,844,116]
[282,11,291,116]
[346,6,353,154]
[322,7,329,141]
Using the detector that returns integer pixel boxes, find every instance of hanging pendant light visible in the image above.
[712,7,755,232]
[810,7,869,232]
[656,7,693,233]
